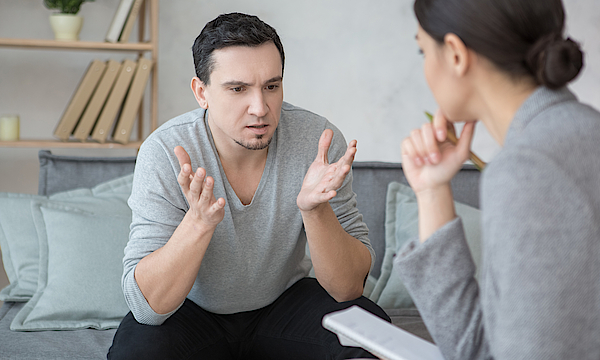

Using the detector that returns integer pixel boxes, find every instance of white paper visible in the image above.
[322,306,445,360]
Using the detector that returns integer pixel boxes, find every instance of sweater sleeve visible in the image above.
[326,122,375,271]
[394,218,489,360]
[121,138,188,325]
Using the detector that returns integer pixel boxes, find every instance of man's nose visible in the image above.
[248,90,268,117]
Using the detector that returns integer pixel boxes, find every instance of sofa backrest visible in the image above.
[37,151,481,279]
[352,162,481,278]
[38,150,136,196]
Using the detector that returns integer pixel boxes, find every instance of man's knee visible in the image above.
[347,295,391,322]
[107,312,180,360]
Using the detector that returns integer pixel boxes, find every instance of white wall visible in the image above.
[1,0,598,194]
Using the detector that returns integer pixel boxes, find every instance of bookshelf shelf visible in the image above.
[0,38,154,52]
[0,0,158,150]
[0,140,143,149]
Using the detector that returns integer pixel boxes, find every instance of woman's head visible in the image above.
[414,0,584,89]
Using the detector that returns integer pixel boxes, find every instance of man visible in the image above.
[108,12,389,359]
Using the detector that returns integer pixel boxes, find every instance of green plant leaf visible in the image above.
[43,0,95,14]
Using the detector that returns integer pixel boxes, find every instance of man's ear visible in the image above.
[443,33,471,77]
[191,76,209,109]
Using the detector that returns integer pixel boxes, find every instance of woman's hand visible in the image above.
[401,110,476,195]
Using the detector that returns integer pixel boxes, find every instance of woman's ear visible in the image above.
[443,33,471,77]
[191,77,209,109]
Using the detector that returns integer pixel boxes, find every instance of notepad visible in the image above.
[322,306,444,360]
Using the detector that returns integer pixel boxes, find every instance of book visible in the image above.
[322,306,444,360]
[113,57,153,144]
[73,60,122,141]
[91,59,137,143]
[118,0,145,43]
[105,0,136,43]
[53,59,106,141]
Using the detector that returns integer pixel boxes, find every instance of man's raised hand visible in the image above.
[174,146,226,227]
[297,129,357,212]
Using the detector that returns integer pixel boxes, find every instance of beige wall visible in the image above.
[1,0,599,194]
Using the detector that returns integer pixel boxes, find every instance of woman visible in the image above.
[395,0,600,359]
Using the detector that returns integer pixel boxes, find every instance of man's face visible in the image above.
[195,42,284,152]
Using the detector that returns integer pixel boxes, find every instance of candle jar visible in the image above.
[0,114,20,141]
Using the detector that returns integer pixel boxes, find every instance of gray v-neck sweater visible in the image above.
[395,87,600,359]
[122,102,373,325]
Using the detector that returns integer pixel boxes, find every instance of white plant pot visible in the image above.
[49,14,83,41]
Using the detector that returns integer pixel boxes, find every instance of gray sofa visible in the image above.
[0,150,481,359]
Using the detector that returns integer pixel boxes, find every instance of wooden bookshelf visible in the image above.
[0,0,158,149]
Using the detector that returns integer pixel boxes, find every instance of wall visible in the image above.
[0,0,598,194]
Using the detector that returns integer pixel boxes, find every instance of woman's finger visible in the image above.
[410,128,428,163]
[457,121,477,160]
[421,123,440,164]
[433,109,448,142]
[402,138,423,167]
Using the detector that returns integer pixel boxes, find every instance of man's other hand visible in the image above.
[297,129,357,212]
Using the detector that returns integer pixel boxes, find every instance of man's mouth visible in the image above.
[247,124,269,135]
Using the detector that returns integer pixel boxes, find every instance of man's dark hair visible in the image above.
[414,0,583,88]
[192,12,285,85]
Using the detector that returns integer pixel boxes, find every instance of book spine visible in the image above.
[53,59,106,141]
[112,58,153,144]
[91,59,137,143]
[73,60,122,141]
[105,0,136,43]
[118,0,145,43]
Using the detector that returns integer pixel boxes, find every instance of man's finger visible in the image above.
[174,146,192,174]
[175,146,194,191]
[189,167,206,200]
[344,140,357,163]
[317,129,334,164]
[200,176,215,204]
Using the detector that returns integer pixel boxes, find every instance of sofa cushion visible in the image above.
[369,181,482,309]
[10,175,133,331]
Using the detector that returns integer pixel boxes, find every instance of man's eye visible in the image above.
[266,84,279,90]
[232,87,244,92]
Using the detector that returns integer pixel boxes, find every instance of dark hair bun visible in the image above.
[527,35,584,89]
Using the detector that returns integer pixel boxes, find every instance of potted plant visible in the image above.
[44,0,95,41]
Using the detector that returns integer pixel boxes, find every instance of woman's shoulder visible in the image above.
[503,96,600,167]
[481,97,600,212]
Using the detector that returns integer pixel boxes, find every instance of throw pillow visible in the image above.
[10,198,131,331]
[369,181,482,309]
[0,174,133,303]
[0,194,48,301]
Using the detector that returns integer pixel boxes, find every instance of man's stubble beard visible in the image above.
[234,134,272,151]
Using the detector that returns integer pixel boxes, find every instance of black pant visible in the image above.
[107,277,390,359]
